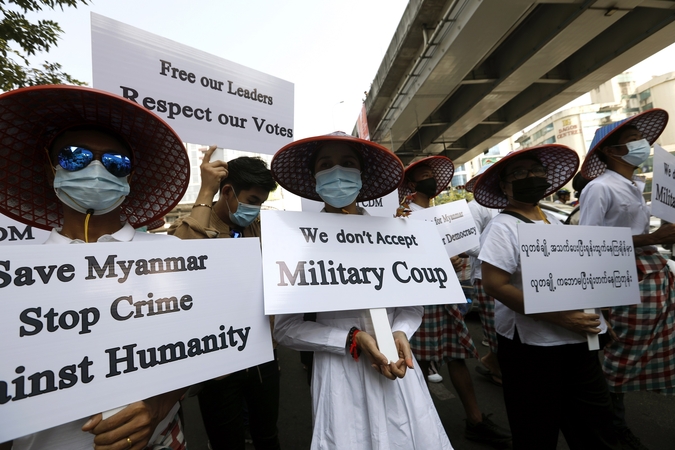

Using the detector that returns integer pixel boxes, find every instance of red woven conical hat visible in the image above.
[0,85,190,230]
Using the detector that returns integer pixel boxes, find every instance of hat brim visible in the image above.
[0,85,190,230]
[398,156,454,203]
[581,108,668,179]
[271,134,404,202]
[473,145,579,209]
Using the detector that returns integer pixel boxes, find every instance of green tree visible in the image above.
[435,189,473,205]
[1,0,88,91]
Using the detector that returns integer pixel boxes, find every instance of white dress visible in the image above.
[275,307,453,450]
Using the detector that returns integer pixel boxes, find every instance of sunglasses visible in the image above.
[57,146,132,177]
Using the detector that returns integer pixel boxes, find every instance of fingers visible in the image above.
[356,332,388,366]
[393,331,414,369]
[388,359,408,378]
[90,403,152,449]
[200,145,220,162]
[82,413,102,432]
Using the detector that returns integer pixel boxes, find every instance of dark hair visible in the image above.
[572,172,590,196]
[307,143,364,175]
[219,157,277,194]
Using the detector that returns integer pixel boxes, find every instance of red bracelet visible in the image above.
[349,329,361,361]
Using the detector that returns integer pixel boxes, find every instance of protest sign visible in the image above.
[260,210,465,315]
[0,213,49,246]
[405,200,479,256]
[300,192,400,217]
[0,238,272,442]
[651,144,675,223]
[519,224,639,314]
[91,13,294,155]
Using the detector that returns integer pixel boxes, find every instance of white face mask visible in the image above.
[617,139,651,167]
[53,161,130,215]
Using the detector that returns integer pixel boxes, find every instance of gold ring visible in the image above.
[127,437,133,448]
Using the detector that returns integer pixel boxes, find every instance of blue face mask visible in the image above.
[315,166,362,208]
[53,160,130,215]
[617,138,651,167]
[227,192,261,228]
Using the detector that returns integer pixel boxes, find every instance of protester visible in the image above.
[465,164,502,386]
[579,108,675,450]
[168,149,280,450]
[0,85,191,450]
[398,156,511,447]
[271,132,453,449]
[475,144,620,450]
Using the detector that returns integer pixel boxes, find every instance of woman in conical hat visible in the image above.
[475,144,621,449]
[579,109,675,448]
[271,132,453,450]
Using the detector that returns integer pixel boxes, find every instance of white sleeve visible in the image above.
[579,181,610,226]
[478,220,520,274]
[391,306,424,339]
[273,313,348,355]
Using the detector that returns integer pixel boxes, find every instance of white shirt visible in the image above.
[14,224,178,450]
[479,211,606,346]
[579,170,650,235]
[466,200,498,282]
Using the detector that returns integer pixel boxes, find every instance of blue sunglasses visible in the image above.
[57,146,132,178]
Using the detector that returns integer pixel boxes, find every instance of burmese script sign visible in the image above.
[0,238,272,442]
[91,13,294,155]
[405,200,480,257]
[260,211,465,315]
[650,144,675,224]
[519,224,639,314]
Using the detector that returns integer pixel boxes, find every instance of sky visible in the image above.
[21,0,408,140]
[19,0,675,141]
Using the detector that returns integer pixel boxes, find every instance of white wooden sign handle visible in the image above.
[585,308,600,351]
[369,308,400,363]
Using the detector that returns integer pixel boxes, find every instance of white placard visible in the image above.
[260,210,465,315]
[405,200,480,257]
[519,224,640,314]
[0,213,49,246]
[651,144,675,223]
[0,238,272,442]
[91,13,294,155]
[300,192,400,217]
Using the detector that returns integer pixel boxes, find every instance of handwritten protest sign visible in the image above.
[519,224,639,314]
[0,238,272,442]
[405,200,479,257]
[260,210,465,315]
[91,13,293,155]
[651,144,675,223]
[0,213,48,246]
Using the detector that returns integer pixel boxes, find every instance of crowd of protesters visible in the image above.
[0,84,673,450]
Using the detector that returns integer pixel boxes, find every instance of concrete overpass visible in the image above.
[361,0,675,165]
